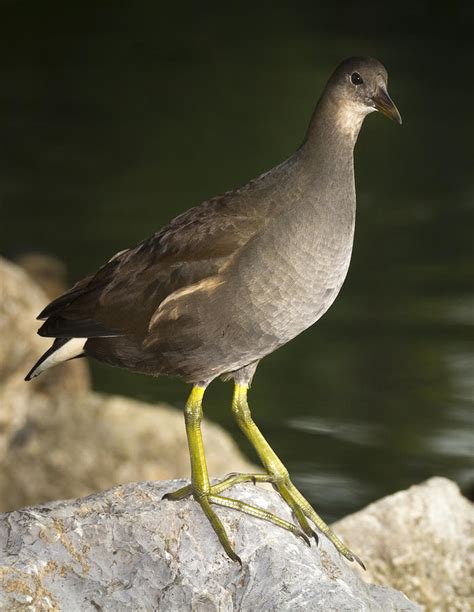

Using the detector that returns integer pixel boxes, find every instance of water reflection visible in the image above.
[291,471,374,521]
[288,416,382,448]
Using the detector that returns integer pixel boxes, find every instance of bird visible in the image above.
[26,56,401,567]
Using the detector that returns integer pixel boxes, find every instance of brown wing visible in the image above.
[37,190,268,339]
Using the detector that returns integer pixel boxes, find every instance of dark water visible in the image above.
[1,2,473,521]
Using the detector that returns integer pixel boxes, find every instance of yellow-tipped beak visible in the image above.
[373,87,402,125]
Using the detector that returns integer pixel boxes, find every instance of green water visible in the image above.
[1,2,472,521]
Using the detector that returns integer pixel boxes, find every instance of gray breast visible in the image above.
[227,188,356,353]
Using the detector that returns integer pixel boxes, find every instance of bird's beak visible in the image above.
[372,86,402,125]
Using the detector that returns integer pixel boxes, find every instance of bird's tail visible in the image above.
[25,337,87,381]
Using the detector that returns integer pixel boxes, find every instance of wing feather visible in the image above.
[36,189,268,339]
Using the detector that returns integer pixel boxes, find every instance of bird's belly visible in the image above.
[247,257,351,344]
[228,215,355,353]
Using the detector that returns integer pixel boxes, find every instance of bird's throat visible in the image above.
[303,94,367,160]
[334,100,371,139]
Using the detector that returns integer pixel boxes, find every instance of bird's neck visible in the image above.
[300,92,367,165]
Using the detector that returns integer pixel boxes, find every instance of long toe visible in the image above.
[277,479,364,566]
[164,481,311,561]
[198,495,241,563]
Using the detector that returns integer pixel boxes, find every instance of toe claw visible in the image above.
[300,532,311,547]
[232,553,242,567]
[311,529,319,546]
[352,553,366,571]
[223,546,242,565]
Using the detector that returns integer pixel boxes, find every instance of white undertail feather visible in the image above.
[29,338,87,379]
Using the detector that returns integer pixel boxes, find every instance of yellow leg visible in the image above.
[231,383,365,569]
[181,386,240,562]
[163,385,310,563]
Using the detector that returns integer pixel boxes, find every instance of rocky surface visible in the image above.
[334,477,474,611]
[0,480,418,611]
[0,256,256,512]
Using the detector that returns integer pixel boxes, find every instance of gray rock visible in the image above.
[333,477,474,611]
[0,481,418,611]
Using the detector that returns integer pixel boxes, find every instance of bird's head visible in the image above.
[326,56,402,127]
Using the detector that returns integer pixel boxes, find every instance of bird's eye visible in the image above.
[351,72,363,85]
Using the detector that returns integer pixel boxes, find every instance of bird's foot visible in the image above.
[162,472,272,500]
[229,383,365,568]
[162,473,363,567]
[166,473,364,567]
[272,476,366,569]
[163,476,310,563]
